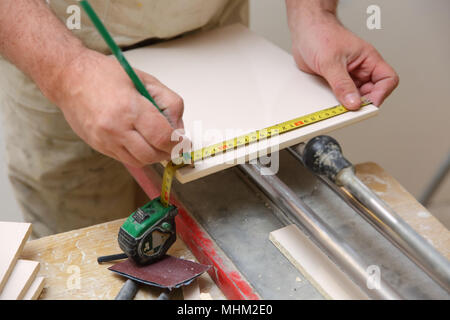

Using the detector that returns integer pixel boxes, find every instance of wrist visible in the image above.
[286,0,340,34]
[286,0,337,14]
[40,44,94,105]
[34,40,90,103]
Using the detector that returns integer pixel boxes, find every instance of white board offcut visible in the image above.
[270,225,368,300]
[0,222,32,293]
[23,276,45,300]
[0,259,39,300]
[125,24,378,183]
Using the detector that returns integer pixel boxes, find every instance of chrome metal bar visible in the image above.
[239,163,401,300]
[419,152,450,206]
[288,145,450,293]
[339,167,450,292]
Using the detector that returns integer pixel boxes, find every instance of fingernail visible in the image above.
[344,93,360,109]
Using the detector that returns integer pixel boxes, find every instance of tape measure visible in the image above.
[160,161,182,207]
[160,100,372,207]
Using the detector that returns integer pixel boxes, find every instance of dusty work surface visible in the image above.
[21,219,224,300]
[157,151,449,299]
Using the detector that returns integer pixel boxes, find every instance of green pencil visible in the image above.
[80,0,163,113]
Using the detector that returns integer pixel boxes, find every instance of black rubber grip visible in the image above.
[97,253,128,264]
[302,135,353,182]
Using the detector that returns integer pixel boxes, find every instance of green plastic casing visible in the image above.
[121,197,175,238]
[118,197,178,264]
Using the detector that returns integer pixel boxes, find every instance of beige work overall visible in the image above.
[0,0,248,237]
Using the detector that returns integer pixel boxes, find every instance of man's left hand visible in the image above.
[287,4,399,110]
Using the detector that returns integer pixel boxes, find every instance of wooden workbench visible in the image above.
[20,219,225,300]
[355,162,449,259]
[20,162,449,299]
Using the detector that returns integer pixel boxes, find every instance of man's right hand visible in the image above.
[0,1,185,168]
[47,49,185,168]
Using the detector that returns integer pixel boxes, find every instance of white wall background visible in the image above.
[0,0,448,225]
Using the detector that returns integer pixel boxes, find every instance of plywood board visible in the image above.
[270,225,368,300]
[354,162,450,259]
[23,276,45,300]
[124,24,378,183]
[21,219,225,300]
[0,222,32,293]
[0,259,39,300]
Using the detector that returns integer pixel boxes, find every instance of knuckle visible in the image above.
[121,151,144,168]
[96,115,115,134]
[152,131,172,151]
[131,161,145,169]
[318,55,337,72]
[139,149,156,164]
[169,94,184,110]
[174,101,184,117]
[175,95,184,106]
[333,78,354,95]
[392,73,400,87]
[366,44,378,56]
[163,94,184,121]
[141,72,157,83]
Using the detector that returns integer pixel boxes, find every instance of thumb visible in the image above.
[321,62,361,110]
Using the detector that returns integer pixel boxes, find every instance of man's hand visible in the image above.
[49,50,184,168]
[0,0,184,168]
[286,0,399,110]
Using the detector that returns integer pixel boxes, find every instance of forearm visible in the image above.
[286,0,339,31]
[286,0,338,14]
[0,0,87,99]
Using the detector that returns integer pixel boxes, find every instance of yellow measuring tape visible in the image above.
[160,100,372,207]
[161,161,181,207]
